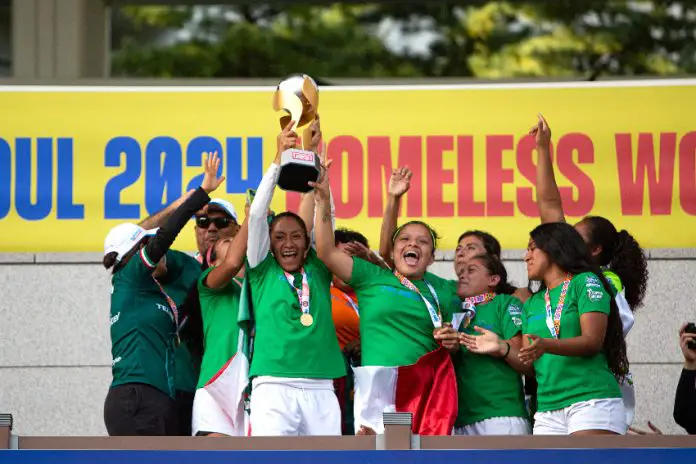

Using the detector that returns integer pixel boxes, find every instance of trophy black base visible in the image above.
[277,149,321,193]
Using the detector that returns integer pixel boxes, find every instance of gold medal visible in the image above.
[300,313,314,327]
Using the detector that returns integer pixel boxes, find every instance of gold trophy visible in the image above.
[272,74,321,193]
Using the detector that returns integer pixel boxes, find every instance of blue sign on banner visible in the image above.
[1,449,696,464]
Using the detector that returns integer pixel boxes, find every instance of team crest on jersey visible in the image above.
[585,275,602,289]
[508,304,523,327]
[587,289,604,302]
[585,275,604,301]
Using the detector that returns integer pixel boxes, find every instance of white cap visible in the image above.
[104,223,158,262]
[208,198,238,222]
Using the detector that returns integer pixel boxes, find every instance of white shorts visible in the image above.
[192,387,240,436]
[533,398,627,435]
[250,376,341,436]
[620,373,635,426]
[454,417,531,436]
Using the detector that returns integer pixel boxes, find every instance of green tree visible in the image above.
[110,1,696,79]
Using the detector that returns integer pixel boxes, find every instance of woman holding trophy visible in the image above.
[245,79,345,435]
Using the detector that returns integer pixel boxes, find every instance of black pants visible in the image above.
[175,390,195,436]
[104,383,178,436]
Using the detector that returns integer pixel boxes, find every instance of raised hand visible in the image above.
[529,113,551,149]
[201,151,225,194]
[305,113,323,153]
[459,326,501,355]
[388,166,412,198]
[275,120,299,163]
[308,162,330,202]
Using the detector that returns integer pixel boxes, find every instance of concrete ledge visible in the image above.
[0,254,34,264]
[35,253,106,264]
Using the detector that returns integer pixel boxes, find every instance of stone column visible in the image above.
[12,0,109,78]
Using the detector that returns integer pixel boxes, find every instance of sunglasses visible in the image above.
[195,216,235,229]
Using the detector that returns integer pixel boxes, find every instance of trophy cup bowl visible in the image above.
[273,74,321,193]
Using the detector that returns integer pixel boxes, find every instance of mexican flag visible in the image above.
[352,347,458,436]
[202,275,254,436]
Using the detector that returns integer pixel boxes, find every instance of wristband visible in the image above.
[501,342,511,359]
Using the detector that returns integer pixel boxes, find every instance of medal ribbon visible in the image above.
[152,276,181,344]
[463,292,496,309]
[545,274,572,339]
[393,270,442,328]
[460,292,496,329]
[284,268,310,316]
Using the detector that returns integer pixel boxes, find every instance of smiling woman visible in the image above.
[244,121,345,437]
[312,168,460,436]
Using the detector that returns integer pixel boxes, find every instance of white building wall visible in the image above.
[0,250,693,436]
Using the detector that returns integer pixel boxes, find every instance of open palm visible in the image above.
[388,167,412,197]
[460,326,501,355]
[201,151,225,193]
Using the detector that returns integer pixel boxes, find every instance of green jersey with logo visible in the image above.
[348,258,458,367]
[454,294,527,426]
[522,272,621,412]
[197,267,243,388]
[110,250,198,397]
[247,248,345,379]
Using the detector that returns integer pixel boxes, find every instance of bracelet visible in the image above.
[501,342,511,359]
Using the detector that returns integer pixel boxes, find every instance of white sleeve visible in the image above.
[310,185,336,249]
[247,164,279,268]
[615,290,635,337]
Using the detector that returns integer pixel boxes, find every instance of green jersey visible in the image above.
[110,250,198,397]
[196,267,243,388]
[348,258,459,367]
[454,294,527,426]
[522,272,621,412]
[164,252,202,393]
[246,248,345,379]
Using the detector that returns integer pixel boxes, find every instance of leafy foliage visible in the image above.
[110,1,696,79]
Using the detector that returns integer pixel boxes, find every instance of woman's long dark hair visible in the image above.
[579,216,648,312]
[531,222,629,381]
[469,253,516,295]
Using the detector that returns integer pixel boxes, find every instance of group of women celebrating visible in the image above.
[103,112,648,437]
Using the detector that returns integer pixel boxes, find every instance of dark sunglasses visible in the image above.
[195,216,235,229]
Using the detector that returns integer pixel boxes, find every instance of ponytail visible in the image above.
[610,229,648,311]
[580,216,648,312]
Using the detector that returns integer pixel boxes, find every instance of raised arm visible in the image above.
[205,214,249,289]
[378,167,412,268]
[310,166,354,283]
[138,189,195,230]
[141,153,224,268]
[247,122,298,268]
[298,114,336,241]
[532,114,565,224]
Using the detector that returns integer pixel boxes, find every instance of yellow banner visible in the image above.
[1,81,695,252]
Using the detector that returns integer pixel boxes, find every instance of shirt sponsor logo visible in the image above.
[587,289,604,302]
[508,304,522,316]
[112,356,122,366]
[156,303,174,321]
[585,275,602,289]
[109,312,120,326]
[512,316,523,327]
